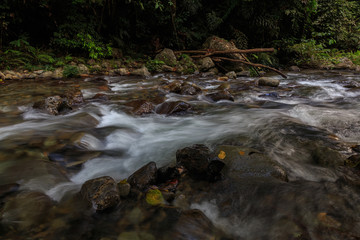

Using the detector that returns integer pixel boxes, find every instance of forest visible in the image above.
[0,0,360,70]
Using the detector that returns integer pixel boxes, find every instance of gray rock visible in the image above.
[236,70,250,77]
[52,68,64,79]
[289,66,301,72]
[257,77,280,87]
[115,68,129,75]
[225,71,237,79]
[80,176,120,211]
[131,66,151,77]
[127,100,155,115]
[197,57,215,71]
[39,71,53,78]
[155,48,177,66]
[334,57,354,69]
[77,64,89,74]
[44,96,66,115]
[127,162,157,191]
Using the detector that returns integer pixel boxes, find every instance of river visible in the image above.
[0,70,360,239]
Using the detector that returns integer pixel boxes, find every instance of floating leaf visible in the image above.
[239,151,245,156]
[119,179,127,184]
[146,189,164,206]
[218,150,226,160]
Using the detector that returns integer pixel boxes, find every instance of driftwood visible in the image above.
[175,48,287,79]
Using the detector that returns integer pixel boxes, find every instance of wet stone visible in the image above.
[176,144,212,178]
[257,77,280,87]
[155,101,192,115]
[117,182,131,198]
[127,162,157,191]
[127,100,155,115]
[80,176,120,211]
[205,90,234,102]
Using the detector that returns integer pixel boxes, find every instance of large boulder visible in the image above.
[155,48,177,66]
[155,101,192,115]
[80,176,120,211]
[127,162,157,191]
[197,57,215,72]
[203,36,245,72]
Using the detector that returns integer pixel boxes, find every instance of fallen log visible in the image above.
[175,48,275,56]
[214,57,287,79]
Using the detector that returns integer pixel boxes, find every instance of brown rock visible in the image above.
[205,90,234,102]
[80,176,120,211]
[176,144,211,178]
[127,162,157,191]
[155,101,192,115]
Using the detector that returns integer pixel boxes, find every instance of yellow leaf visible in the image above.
[239,151,245,156]
[218,150,226,160]
[146,189,164,206]
[119,179,127,184]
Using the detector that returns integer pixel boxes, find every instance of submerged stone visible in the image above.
[127,162,157,191]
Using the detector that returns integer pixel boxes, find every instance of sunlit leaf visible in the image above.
[239,151,245,156]
[146,189,164,205]
[218,150,226,159]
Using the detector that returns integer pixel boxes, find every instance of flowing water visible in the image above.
[0,70,360,239]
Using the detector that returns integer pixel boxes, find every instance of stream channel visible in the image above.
[0,70,360,239]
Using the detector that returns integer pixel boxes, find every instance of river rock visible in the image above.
[80,176,120,211]
[225,71,237,79]
[197,57,215,71]
[155,48,177,66]
[91,93,109,101]
[289,66,301,72]
[176,144,212,178]
[44,95,71,115]
[1,191,53,230]
[118,182,131,198]
[334,57,354,69]
[180,82,202,95]
[39,71,53,78]
[52,68,64,79]
[127,100,155,115]
[63,89,84,106]
[236,70,250,77]
[161,65,175,72]
[205,90,234,102]
[0,71,5,80]
[131,66,151,77]
[257,77,280,87]
[155,101,192,115]
[77,64,89,74]
[127,162,157,191]
[115,68,129,75]
[203,36,245,71]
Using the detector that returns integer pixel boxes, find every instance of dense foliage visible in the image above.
[0,0,359,68]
